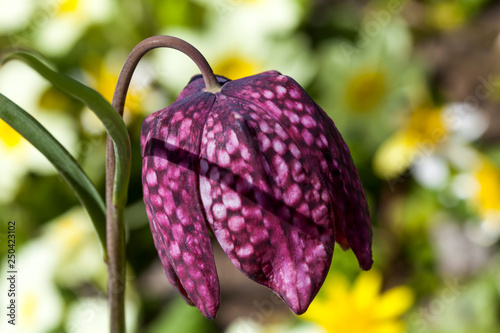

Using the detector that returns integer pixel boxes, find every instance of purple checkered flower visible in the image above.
[141,70,372,319]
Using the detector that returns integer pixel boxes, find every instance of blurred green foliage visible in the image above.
[0,0,499,332]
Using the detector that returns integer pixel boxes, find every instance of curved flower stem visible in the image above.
[113,35,221,118]
[106,35,220,333]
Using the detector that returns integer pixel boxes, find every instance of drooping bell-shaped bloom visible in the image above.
[141,70,372,319]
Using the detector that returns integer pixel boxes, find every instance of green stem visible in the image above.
[106,35,220,333]
[1,51,133,261]
[106,187,125,333]
[113,36,221,117]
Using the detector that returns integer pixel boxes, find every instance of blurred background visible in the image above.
[0,0,500,332]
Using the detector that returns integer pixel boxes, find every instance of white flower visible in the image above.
[153,0,310,97]
[450,173,480,200]
[34,0,115,56]
[1,207,139,332]
[154,26,314,93]
[225,319,326,333]
[42,208,106,286]
[0,0,36,32]
[412,155,450,190]
[0,61,78,202]
[0,239,63,332]
[197,0,301,37]
[441,103,488,142]
[65,297,138,333]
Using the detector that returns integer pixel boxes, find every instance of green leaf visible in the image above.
[147,297,214,333]
[2,50,131,209]
[0,93,107,253]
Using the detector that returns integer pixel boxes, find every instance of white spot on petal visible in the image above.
[257,132,271,151]
[283,183,302,206]
[166,135,179,149]
[150,194,162,206]
[171,111,184,123]
[153,156,168,170]
[265,100,282,117]
[183,252,194,265]
[179,118,192,141]
[259,121,272,133]
[289,88,301,99]
[169,243,181,258]
[312,205,328,223]
[236,244,254,258]
[249,227,269,244]
[274,123,288,140]
[289,143,301,158]
[199,176,212,207]
[226,129,239,154]
[273,139,286,155]
[207,140,216,162]
[273,155,289,186]
[276,85,287,98]
[172,224,184,241]
[302,129,314,145]
[262,90,274,99]
[223,191,242,210]
[218,150,231,167]
[240,145,251,160]
[215,229,234,252]
[301,115,317,129]
[228,216,245,232]
[213,122,223,133]
[212,203,227,220]
[285,110,300,124]
[146,170,158,186]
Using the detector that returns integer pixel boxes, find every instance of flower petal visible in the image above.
[141,92,220,319]
[198,94,335,314]
[144,199,194,306]
[222,72,373,270]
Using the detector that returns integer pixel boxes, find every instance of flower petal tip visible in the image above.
[358,250,374,271]
[290,304,311,316]
[360,259,374,271]
[201,305,219,320]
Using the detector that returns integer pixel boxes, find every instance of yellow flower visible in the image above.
[59,0,79,13]
[80,54,150,133]
[84,55,142,112]
[345,68,387,113]
[303,270,414,333]
[468,156,500,239]
[0,119,23,149]
[373,106,446,179]
[427,2,466,31]
[213,53,262,80]
[472,157,500,214]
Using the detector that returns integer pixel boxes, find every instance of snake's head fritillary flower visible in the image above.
[141,70,372,319]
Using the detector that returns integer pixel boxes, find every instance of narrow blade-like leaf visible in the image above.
[1,50,131,208]
[0,93,107,254]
